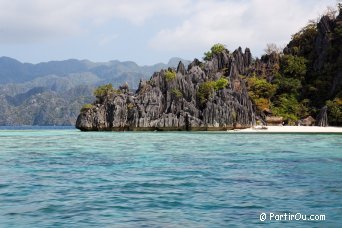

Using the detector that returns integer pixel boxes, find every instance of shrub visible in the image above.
[211,43,226,54]
[326,98,342,126]
[254,98,271,111]
[272,94,301,124]
[197,81,216,103]
[275,77,302,95]
[280,55,307,80]
[171,88,183,99]
[80,104,93,112]
[197,77,229,103]
[93,83,117,97]
[247,77,277,100]
[203,43,226,60]
[164,70,176,82]
[214,77,229,90]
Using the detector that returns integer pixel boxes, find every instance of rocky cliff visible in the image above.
[76,47,256,131]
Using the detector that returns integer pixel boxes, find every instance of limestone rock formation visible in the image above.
[316,106,328,127]
[76,47,256,131]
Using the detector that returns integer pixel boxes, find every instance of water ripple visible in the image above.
[0,130,341,227]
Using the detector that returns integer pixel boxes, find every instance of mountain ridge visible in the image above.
[0,57,190,125]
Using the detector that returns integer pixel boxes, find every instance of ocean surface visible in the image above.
[0,128,341,227]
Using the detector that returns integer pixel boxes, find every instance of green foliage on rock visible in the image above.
[247,77,277,100]
[275,77,302,95]
[197,77,229,103]
[93,83,118,97]
[171,88,183,99]
[214,77,229,90]
[326,98,342,126]
[164,70,176,82]
[290,22,318,56]
[204,43,226,61]
[280,55,307,80]
[247,77,277,111]
[80,104,93,112]
[197,81,215,103]
[271,94,301,124]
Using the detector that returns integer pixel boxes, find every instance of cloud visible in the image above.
[149,0,337,56]
[0,0,337,61]
[0,0,191,43]
[98,34,118,47]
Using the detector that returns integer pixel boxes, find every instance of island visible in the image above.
[76,7,341,131]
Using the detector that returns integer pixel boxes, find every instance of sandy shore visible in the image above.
[232,126,342,133]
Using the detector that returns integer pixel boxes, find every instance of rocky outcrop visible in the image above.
[299,116,316,126]
[76,48,256,131]
[316,106,328,127]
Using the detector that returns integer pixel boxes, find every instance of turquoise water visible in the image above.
[0,129,341,227]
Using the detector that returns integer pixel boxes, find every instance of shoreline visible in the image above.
[230,126,342,133]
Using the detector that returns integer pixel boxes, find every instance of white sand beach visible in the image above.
[234,126,342,133]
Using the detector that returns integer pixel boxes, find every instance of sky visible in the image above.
[0,0,338,65]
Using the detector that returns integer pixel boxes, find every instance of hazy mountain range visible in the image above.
[0,57,190,125]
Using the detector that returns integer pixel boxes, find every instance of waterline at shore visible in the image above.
[234,126,342,133]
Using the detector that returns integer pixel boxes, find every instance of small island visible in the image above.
[76,7,341,131]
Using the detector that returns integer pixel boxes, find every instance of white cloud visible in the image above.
[0,0,191,43]
[98,33,118,47]
[149,0,337,56]
[0,0,337,61]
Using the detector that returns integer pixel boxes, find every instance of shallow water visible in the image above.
[0,129,341,227]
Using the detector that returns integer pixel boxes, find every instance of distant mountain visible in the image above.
[0,57,190,125]
[0,57,190,86]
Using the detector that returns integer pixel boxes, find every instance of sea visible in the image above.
[0,127,341,227]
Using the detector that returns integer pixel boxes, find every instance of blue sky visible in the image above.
[0,0,338,65]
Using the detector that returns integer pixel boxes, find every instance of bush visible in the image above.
[164,70,176,82]
[93,83,117,97]
[272,94,301,124]
[247,77,277,100]
[275,77,302,95]
[171,88,183,99]
[197,77,229,103]
[80,104,93,112]
[214,77,229,90]
[280,55,307,80]
[197,81,216,103]
[254,98,271,111]
[326,98,342,126]
[211,43,226,54]
[204,43,226,60]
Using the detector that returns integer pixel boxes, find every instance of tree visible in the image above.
[93,83,117,97]
[280,55,307,80]
[264,43,282,55]
[204,43,226,61]
[164,69,176,81]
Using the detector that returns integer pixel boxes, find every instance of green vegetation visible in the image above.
[271,94,302,124]
[80,104,93,112]
[214,77,229,90]
[247,77,277,111]
[326,98,342,126]
[197,77,229,103]
[280,55,307,80]
[93,83,118,97]
[197,81,215,104]
[204,43,226,61]
[171,88,183,99]
[245,5,342,125]
[164,69,176,82]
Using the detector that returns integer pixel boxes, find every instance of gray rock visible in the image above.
[76,47,256,131]
[316,106,328,127]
